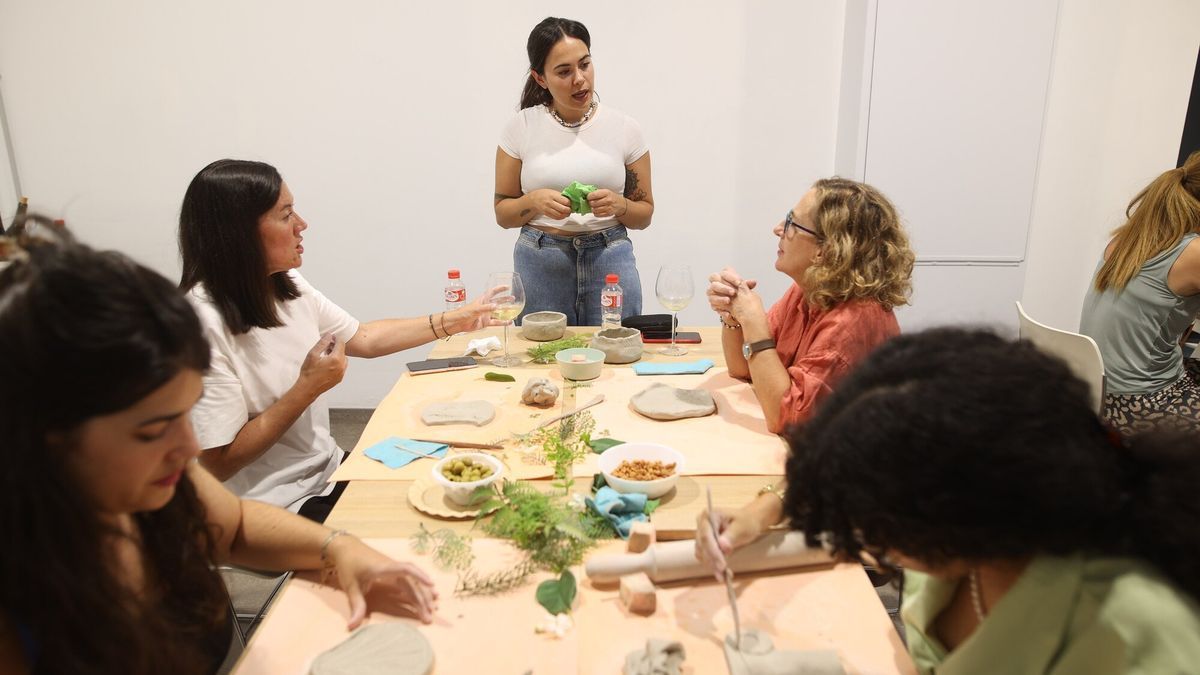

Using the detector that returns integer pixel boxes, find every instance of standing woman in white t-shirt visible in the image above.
[494,17,655,325]
[179,159,502,521]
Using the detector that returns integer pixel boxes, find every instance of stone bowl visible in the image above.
[431,453,505,506]
[555,347,605,381]
[520,311,567,341]
[597,442,685,499]
[589,327,644,364]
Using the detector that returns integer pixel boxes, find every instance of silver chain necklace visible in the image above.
[549,98,598,128]
[968,569,987,622]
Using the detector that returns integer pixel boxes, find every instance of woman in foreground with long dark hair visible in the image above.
[699,328,1200,673]
[0,224,436,674]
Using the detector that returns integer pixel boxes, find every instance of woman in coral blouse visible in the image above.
[707,177,914,434]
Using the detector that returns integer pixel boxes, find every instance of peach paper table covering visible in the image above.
[332,367,787,482]
[232,538,914,675]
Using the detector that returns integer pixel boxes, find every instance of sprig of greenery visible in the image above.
[526,334,593,363]
[410,524,474,571]
[455,559,538,596]
[478,481,597,574]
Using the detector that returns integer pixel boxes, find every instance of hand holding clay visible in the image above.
[298,333,348,399]
[325,535,439,629]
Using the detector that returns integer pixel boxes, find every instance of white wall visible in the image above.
[0,0,845,406]
[1021,0,1200,330]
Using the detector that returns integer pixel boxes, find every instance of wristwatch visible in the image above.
[742,339,776,360]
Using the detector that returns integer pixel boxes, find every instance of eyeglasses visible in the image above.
[784,211,821,239]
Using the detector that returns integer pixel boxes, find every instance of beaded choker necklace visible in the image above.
[968,569,987,622]
[549,98,598,128]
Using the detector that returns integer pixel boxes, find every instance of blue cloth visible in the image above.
[363,437,449,469]
[514,225,643,325]
[632,359,715,376]
[586,486,648,539]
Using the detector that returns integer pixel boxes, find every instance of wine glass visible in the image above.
[487,271,525,367]
[655,265,694,356]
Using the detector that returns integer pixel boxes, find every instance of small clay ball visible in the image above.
[521,377,560,407]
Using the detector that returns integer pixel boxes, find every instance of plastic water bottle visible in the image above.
[600,273,623,329]
[444,269,466,310]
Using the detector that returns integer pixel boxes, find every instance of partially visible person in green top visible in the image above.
[710,328,1200,674]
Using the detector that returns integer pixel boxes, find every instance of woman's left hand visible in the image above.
[328,536,439,629]
[728,280,767,330]
[586,189,628,218]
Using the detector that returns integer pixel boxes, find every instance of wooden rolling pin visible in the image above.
[584,531,832,584]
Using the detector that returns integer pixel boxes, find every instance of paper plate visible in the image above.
[407,478,500,519]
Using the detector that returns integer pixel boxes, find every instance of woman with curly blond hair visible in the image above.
[1081,150,1200,436]
[707,177,914,434]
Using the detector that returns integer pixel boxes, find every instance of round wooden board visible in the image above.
[407,478,500,520]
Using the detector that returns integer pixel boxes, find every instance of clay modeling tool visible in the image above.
[404,438,504,451]
[529,394,605,431]
[707,486,742,648]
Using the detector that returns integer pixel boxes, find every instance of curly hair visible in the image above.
[781,327,1200,601]
[1,222,229,674]
[802,178,915,311]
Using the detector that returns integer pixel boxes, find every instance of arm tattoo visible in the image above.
[494,192,521,201]
[623,169,646,202]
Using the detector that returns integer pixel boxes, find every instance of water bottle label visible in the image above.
[601,293,622,309]
[444,288,466,303]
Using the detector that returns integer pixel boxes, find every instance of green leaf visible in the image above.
[588,437,624,454]
[554,520,588,541]
[643,498,661,516]
[590,473,608,493]
[535,570,577,614]
[484,371,516,382]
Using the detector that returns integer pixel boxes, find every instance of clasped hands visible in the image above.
[707,267,766,331]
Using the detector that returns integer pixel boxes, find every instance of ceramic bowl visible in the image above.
[430,452,504,506]
[597,442,685,499]
[520,311,567,341]
[555,347,605,381]
[589,327,644,364]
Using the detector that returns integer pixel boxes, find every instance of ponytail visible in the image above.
[1095,150,1200,291]
[520,75,551,110]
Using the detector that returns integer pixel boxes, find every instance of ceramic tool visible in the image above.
[707,486,742,649]
[406,438,504,450]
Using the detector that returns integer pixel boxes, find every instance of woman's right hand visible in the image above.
[694,505,770,581]
[297,333,347,398]
[527,189,572,220]
[707,267,756,317]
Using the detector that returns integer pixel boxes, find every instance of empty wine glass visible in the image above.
[487,271,525,367]
[655,265,694,356]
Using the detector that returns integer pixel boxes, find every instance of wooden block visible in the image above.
[626,521,656,553]
[619,572,657,615]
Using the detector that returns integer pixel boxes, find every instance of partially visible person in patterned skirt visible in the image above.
[1103,358,1200,435]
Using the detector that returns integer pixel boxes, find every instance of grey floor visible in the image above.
[220,408,903,671]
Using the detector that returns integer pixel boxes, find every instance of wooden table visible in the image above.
[427,325,728,366]
[233,326,915,673]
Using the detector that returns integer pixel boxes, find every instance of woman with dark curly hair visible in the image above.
[700,328,1200,673]
[707,178,914,435]
[0,224,436,674]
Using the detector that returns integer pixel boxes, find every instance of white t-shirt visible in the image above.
[499,104,648,233]
[187,272,360,512]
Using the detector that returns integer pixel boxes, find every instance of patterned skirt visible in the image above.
[1103,359,1200,436]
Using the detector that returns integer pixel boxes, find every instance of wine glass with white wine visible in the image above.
[655,265,694,356]
[487,271,525,367]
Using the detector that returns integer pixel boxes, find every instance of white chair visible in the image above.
[1015,302,1106,415]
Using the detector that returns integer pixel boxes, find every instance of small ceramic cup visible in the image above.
[520,311,567,341]
[589,327,644,364]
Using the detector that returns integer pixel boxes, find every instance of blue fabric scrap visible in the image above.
[586,486,648,539]
[632,359,715,376]
[363,437,449,470]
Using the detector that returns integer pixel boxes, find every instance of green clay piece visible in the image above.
[484,372,516,382]
[561,181,597,215]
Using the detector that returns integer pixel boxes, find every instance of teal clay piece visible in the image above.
[562,181,598,215]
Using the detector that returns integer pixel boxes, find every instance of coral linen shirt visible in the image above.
[765,284,900,432]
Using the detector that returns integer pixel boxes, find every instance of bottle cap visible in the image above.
[448,269,461,279]
[605,274,619,284]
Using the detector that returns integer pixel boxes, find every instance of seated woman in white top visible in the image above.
[1080,150,1200,436]
[179,159,502,520]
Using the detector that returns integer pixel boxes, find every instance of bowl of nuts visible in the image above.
[431,452,504,506]
[597,442,685,499]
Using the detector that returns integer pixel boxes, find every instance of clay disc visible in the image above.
[309,623,433,675]
[630,383,716,420]
[420,401,496,426]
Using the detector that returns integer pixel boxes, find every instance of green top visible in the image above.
[902,555,1200,674]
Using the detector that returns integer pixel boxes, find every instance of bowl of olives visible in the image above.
[431,452,504,506]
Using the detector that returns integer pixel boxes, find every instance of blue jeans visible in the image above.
[513,225,643,326]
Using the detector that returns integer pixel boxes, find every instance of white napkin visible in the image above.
[463,336,503,357]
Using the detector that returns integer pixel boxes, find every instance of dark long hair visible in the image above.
[179,159,300,335]
[782,327,1200,601]
[519,17,591,109]
[0,222,228,674]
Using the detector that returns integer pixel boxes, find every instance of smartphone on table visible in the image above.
[641,332,702,344]
[406,357,478,375]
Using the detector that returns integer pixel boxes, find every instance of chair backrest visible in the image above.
[1015,302,1106,415]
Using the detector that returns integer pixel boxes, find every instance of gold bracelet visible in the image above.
[757,483,785,503]
[617,197,629,218]
[439,312,451,340]
[428,313,440,339]
[320,528,350,561]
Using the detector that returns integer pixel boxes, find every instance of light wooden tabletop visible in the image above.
[427,324,728,366]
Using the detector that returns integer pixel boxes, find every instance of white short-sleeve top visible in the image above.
[187,271,360,511]
[499,103,648,233]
